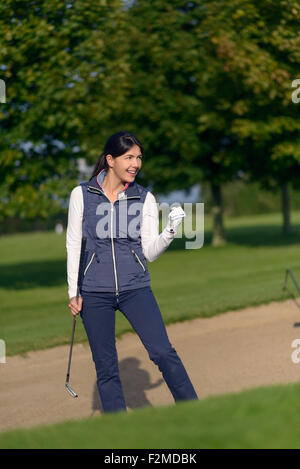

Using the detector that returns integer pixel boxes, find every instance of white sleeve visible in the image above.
[66,186,83,299]
[141,191,175,262]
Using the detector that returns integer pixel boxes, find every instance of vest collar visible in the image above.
[88,169,141,199]
[96,169,129,193]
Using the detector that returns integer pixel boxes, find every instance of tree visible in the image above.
[0,0,130,220]
[121,0,300,243]
[198,0,300,235]
[2,0,299,243]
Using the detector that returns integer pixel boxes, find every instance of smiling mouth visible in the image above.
[127,170,137,175]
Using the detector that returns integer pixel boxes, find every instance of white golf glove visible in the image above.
[166,206,186,234]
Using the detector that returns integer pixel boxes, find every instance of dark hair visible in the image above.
[89,131,144,181]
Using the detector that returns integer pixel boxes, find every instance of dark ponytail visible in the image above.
[90,151,109,177]
[89,131,144,181]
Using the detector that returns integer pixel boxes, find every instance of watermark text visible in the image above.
[0,79,5,103]
[93,201,204,249]
[0,339,6,363]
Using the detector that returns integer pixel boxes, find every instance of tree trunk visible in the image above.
[282,182,292,235]
[211,182,226,246]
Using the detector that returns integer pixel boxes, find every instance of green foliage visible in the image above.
[0,0,129,220]
[124,0,300,191]
[197,0,300,188]
[0,0,300,220]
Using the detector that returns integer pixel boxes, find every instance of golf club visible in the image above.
[65,236,87,398]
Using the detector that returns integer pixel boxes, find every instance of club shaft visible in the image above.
[65,237,87,395]
[66,313,77,382]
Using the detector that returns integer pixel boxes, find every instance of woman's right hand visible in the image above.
[166,206,186,233]
[68,296,83,317]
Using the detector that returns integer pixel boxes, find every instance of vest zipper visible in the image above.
[83,251,96,276]
[87,185,142,297]
[111,202,119,297]
[130,248,146,272]
[87,186,119,297]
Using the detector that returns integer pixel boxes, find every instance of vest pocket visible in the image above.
[129,247,146,272]
[84,251,96,277]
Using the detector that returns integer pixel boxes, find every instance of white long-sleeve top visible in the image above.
[66,186,176,299]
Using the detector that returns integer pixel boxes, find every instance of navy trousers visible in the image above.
[80,286,198,413]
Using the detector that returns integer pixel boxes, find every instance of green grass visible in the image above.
[1,382,300,448]
[1,211,300,356]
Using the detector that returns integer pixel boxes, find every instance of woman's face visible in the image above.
[107,144,143,184]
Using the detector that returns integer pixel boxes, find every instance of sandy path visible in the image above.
[1,298,300,432]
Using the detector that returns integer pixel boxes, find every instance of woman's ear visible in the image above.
[105,154,114,169]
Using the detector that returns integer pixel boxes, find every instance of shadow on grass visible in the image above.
[225,225,300,247]
[0,259,66,290]
[167,224,300,251]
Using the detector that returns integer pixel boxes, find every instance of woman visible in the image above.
[66,131,198,413]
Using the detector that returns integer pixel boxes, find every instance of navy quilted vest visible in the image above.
[80,171,151,295]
